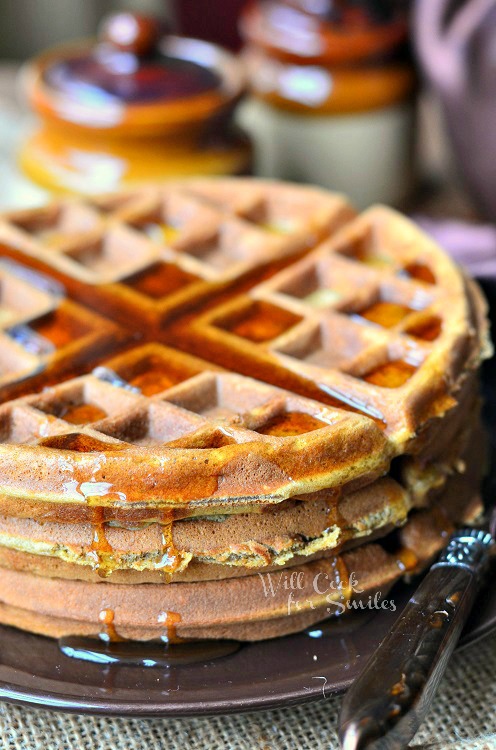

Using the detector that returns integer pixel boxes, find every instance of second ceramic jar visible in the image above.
[240,0,416,207]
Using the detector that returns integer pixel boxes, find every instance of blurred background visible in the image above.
[0,0,488,243]
[0,0,167,58]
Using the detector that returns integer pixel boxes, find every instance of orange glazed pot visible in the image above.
[20,13,252,195]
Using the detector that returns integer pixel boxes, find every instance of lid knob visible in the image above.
[99,12,163,57]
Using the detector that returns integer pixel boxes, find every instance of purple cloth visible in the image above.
[414,217,496,279]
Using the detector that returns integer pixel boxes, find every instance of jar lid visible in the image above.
[22,13,246,136]
[241,0,408,65]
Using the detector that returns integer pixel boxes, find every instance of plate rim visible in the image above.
[0,594,493,718]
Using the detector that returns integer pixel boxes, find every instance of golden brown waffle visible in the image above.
[179,205,489,442]
[0,259,123,400]
[0,467,482,642]
[0,178,491,643]
[0,180,354,330]
[0,375,480,582]
[0,477,412,577]
[0,386,480,602]
[0,344,391,516]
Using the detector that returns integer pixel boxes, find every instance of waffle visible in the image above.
[0,178,491,644]
[177,205,488,443]
[0,365,480,581]
[0,259,123,402]
[0,181,354,331]
[0,466,482,641]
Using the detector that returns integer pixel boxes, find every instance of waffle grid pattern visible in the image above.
[0,344,357,455]
[0,260,60,386]
[0,180,488,510]
[0,179,489,654]
[0,263,120,396]
[186,205,474,435]
[0,181,352,329]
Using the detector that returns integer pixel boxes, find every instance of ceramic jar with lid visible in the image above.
[19,13,252,195]
[240,0,416,207]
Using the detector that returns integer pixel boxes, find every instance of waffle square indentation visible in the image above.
[105,346,204,397]
[123,262,200,300]
[5,204,100,246]
[404,315,442,342]
[255,410,328,437]
[215,300,302,344]
[334,227,395,269]
[29,308,95,349]
[346,343,424,389]
[273,317,377,371]
[97,402,205,446]
[62,226,158,282]
[0,266,58,329]
[30,377,140,426]
[0,404,69,444]
[162,373,277,422]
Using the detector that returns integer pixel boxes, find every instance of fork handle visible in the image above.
[339,529,493,750]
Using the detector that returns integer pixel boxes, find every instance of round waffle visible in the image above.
[0,387,479,582]
[0,467,482,641]
[0,178,491,643]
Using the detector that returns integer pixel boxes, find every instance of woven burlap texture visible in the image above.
[0,630,494,750]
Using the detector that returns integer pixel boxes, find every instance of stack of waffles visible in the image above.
[0,178,490,642]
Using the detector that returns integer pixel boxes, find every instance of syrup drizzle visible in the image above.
[324,488,344,533]
[125,262,199,299]
[31,309,89,348]
[97,608,183,645]
[356,301,413,329]
[85,507,186,578]
[59,608,240,667]
[394,505,453,575]
[362,360,417,388]
[88,506,114,577]
[256,411,327,437]
[303,556,353,639]
[98,608,124,642]
[130,369,178,395]
[332,557,352,606]
[155,510,185,578]
[395,547,419,573]
[157,610,182,643]
[124,355,199,396]
[61,402,108,425]
[221,301,302,343]
[306,504,457,641]
[321,557,351,610]
[405,316,442,342]
[401,263,436,285]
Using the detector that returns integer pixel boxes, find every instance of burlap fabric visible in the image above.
[0,630,494,749]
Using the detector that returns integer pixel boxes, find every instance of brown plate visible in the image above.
[0,283,494,718]
[0,576,493,717]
